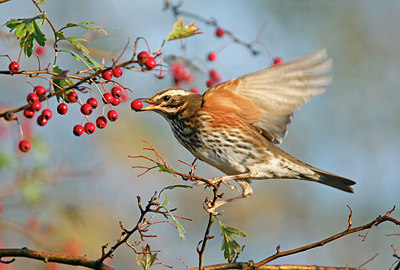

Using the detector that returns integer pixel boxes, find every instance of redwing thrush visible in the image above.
[139,49,355,210]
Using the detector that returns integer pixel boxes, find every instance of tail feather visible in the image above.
[314,169,355,193]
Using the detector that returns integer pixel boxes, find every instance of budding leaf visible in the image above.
[219,220,247,263]
[157,163,176,177]
[135,245,157,270]
[6,15,46,57]
[166,17,202,43]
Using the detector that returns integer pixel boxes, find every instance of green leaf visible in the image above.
[219,220,247,263]
[59,49,92,70]
[33,20,46,46]
[158,194,186,241]
[159,184,192,199]
[157,163,176,177]
[66,37,89,54]
[63,21,108,35]
[135,245,157,270]
[166,17,202,42]
[5,15,46,57]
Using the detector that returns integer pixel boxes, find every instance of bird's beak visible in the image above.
[139,98,160,111]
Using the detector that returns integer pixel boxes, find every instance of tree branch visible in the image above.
[0,248,113,270]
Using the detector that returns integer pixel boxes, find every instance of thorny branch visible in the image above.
[130,141,224,270]
[95,192,188,267]
[0,192,187,269]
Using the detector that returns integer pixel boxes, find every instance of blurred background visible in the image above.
[0,0,399,269]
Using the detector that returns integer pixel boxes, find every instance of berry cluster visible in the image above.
[15,65,129,152]
[137,51,157,69]
[206,69,222,88]
[71,74,124,137]
[170,62,194,87]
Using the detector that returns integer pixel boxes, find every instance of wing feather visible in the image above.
[202,49,332,143]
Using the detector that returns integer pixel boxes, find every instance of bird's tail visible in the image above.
[312,168,355,193]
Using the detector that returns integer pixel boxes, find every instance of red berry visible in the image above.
[216,28,225,37]
[57,103,68,115]
[67,91,78,103]
[137,51,150,65]
[30,100,42,111]
[131,99,143,111]
[206,79,216,88]
[102,93,114,104]
[9,61,20,73]
[27,93,39,104]
[107,110,118,121]
[112,67,123,78]
[87,97,98,109]
[42,109,53,120]
[23,108,35,118]
[34,86,47,96]
[37,115,48,126]
[209,69,220,79]
[207,52,217,62]
[35,46,45,55]
[111,86,123,98]
[96,116,107,129]
[80,103,93,115]
[84,122,95,134]
[102,70,113,80]
[145,57,157,69]
[273,57,283,66]
[111,97,121,106]
[73,125,84,136]
[190,87,199,94]
[18,139,31,153]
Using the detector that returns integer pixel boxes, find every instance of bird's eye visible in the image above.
[163,95,171,102]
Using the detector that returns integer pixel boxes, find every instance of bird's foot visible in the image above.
[209,176,237,190]
[196,176,236,190]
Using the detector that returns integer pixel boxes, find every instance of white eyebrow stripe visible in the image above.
[160,90,191,97]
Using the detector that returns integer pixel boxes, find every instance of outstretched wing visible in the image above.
[202,49,332,144]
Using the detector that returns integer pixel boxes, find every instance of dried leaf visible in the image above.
[166,17,202,42]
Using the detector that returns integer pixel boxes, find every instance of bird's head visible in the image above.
[139,88,202,119]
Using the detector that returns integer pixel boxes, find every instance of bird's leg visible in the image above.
[208,173,251,190]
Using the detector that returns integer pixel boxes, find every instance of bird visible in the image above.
[138,49,355,211]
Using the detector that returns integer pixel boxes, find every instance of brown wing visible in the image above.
[202,49,332,143]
